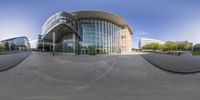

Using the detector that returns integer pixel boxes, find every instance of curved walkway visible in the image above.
[142,52,200,74]
[0,52,31,71]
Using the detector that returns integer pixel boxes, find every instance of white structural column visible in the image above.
[73,33,76,53]
[49,44,51,52]
[53,31,55,56]
[43,41,44,52]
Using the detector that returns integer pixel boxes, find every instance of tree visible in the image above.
[177,41,190,51]
[184,40,189,50]
[164,41,177,51]
[157,44,164,51]
[4,42,9,51]
[142,43,163,51]
[88,46,96,55]
[0,45,5,52]
[162,45,169,51]
[177,43,184,50]
[152,43,158,51]
[193,44,200,52]
[142,44,152,50]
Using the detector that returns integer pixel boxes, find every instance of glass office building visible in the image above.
[1,37,30,50]
[39,11,133,55]
[79,19,122,54]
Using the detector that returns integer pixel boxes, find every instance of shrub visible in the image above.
[163,41,177,51]
[193,44,200,52]
[0,45,5,52]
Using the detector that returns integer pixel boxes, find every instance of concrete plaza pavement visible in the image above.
[0,52,200,100]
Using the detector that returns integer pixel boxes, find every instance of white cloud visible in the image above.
[136,31,151,35]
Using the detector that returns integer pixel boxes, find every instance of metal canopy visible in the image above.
[71,11,133,34]
[42,24,80,43]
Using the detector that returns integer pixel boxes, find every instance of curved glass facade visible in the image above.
[42,12,78,36]
[79,19,122,54]
[56,33,75,53]
[40,11,132,55]
[2,37,30,50]
[41,12,79,53]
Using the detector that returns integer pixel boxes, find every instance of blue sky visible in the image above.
[0,0,200,48]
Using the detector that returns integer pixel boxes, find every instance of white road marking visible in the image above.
[74,58,116,90]
[92,60,116,82]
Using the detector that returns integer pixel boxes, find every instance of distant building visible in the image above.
[1,36,30,50]
[0,41,4,45]
[38,35,42,41]
[139,38,165,49]
[176,41,186,45]
[176,41,193,50]
[0,41,4,47]
[189,43,193,50]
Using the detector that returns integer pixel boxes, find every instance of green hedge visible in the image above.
[192,51,200,56]
[0,45,5,52]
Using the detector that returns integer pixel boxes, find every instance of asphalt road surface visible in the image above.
[0,52,31,71]
[0,52,200,100]
[142,52,200,74]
